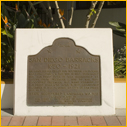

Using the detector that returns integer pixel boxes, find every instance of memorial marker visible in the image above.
[14,29,115,116]
[27,38,101,106]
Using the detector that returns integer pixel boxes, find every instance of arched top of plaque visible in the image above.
[29,38,99,58]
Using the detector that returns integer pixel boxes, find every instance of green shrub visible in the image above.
[114,45,126,78]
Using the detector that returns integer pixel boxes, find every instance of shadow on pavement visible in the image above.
[1,109,13,116]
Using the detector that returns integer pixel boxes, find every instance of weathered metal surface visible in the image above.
[27,38,101,106]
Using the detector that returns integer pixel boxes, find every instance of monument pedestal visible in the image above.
[14,29,115,116]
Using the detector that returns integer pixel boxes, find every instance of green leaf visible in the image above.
[109,22,121,27]
[93,10,96,14]
[109,22,126,30]
[1,2,10,19]
[1,28,13,38]
[5,5,16,12]
[33,17,38,28]
[28,6,31,14]
[116,27,126,32]
[13,24,17,31]
[33,1,42,5]
[1,13,3,17]
[18,13,27,27]
[22,20,30,28]
[91,9,94,11]
[113,30,126,37]
[118,22,126,29]
[91,9,96,14]
[1,44,8,55]
[1,41,7,45]
[25,20,33,28]
[89,12,93,16]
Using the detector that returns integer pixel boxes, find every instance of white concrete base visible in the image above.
[115,108,126,116]
[115,83,126,108]
[14,29,115,116]
[1,108,126,116]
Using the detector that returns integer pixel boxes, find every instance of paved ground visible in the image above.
[1,109,126,126]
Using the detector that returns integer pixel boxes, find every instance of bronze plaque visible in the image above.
[27,38,101,106]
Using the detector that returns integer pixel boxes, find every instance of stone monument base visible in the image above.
[14,29,115,116]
